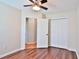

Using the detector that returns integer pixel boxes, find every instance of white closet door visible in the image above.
[51,19,69,48]
[37,19,48,48]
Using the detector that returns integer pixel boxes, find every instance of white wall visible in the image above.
[0,1,21,57]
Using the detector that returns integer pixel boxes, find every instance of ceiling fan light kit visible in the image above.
[32,5,40,11]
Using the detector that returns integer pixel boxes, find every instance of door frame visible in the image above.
[48,19,51,46]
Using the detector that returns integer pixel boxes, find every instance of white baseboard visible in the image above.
[0,45,79,59]
[75,50,79,59]
[66,49,79,59]
[66,48,79,59]
[26,42,36,44]
[50,44,79,59]
[37,46,48,48]
[0,48,25,58]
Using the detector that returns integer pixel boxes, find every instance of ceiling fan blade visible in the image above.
[41,0,47,4]
[40,6,48,10]
[24,5,32,7]
[29,0,34,3]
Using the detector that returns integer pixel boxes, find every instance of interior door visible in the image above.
[51,18,68,48]
[37,19,48,48]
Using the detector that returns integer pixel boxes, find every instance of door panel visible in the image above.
[37,19,48,48]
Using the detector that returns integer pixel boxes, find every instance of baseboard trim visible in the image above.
[0,45,79,59]
[66,48,79,59]
[26,42,36,44]
[75,51,79,59]
[37,46,48,48]
[0,48,25,58]
[50,45,79,59]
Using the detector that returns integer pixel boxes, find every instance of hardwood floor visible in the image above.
[25,44,37,49]
[1,47,78,59]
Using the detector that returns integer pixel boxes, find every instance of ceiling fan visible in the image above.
[24,0,48,11]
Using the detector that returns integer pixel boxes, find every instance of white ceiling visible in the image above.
[0,0,23,9]
[0,0,79,13]
[24,0,79,13]
[45,0,79,12]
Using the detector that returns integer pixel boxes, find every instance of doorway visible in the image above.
[25,17,37,49]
